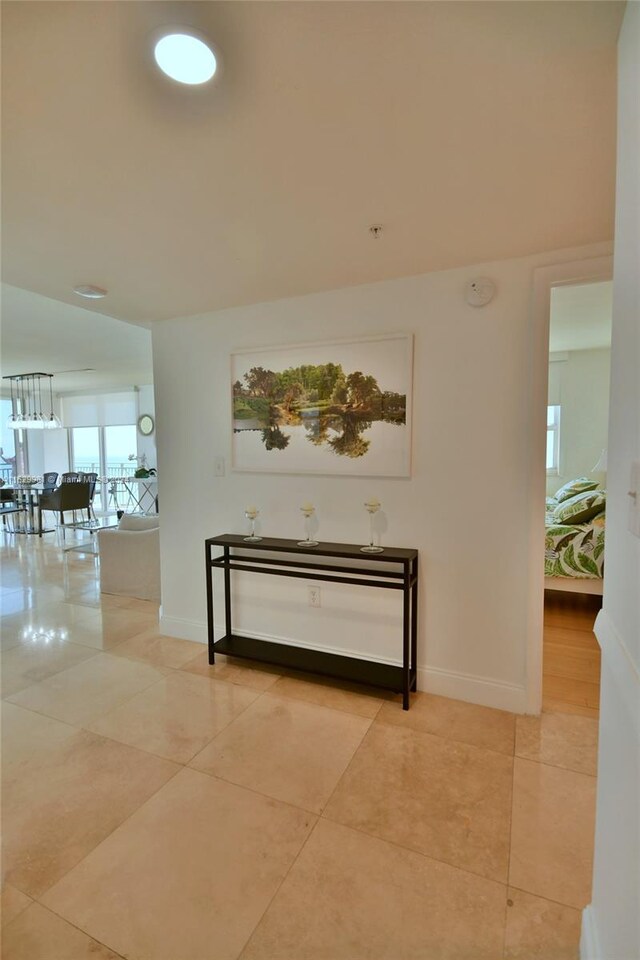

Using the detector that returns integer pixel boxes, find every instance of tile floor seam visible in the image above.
[28,760,184,903]
[187,680,275,747]
[506,882,590,914]
[319,806,512,891]
[4,902,128,960]
[507,756,596,914]
[254,688,381,727]
[5,670,167,731]
[514,754,597,780]
[79,717,192,767]
[512,752,598,778]
[188,765,325,819]
[8,656,171,731]
[177,659,283,694]
[0,877,33,903]
[507,883,589,913]
[372,713,517,759]
[83,675,263,768]
[256,683,386,720]
[502,745,517,959]
[234,815,325,960]
[501,891,510,959]
[1,647,102,700]
[313,714,378,817]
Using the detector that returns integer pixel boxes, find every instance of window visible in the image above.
[104,425,137,477]
[0,397,25,480]
[547,405,561,474]
[69,423,137,512]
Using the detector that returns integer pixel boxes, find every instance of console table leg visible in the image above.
[402,563,410,710]
[224,545,232,638]
[411,555,418,691]
[206,543,215,665]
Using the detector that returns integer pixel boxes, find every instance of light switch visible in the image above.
[214,456,225,477]
[628,460,640,538]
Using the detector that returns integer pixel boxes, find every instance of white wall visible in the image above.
[582,5,640,959]
[154,240,610,713]
[135,384,157,470]
[26,395,69,479]
[546,348,610,497]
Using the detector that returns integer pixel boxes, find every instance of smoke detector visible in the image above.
[465,277,496,307]
[73,285,108,299]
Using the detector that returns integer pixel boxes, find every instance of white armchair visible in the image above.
[98,514,160,603]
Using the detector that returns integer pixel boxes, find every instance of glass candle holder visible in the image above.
[243,506,262,542]
[297,503,318,547]
[361,498,383,553]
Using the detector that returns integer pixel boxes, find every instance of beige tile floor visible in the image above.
[0,532,599,959]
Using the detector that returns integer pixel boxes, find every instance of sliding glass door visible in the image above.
[104,425,136,478]
[69,423,138,513]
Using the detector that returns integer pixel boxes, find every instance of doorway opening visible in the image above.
[542,279,612,717]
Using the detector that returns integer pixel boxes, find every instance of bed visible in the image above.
[544,482,605,595]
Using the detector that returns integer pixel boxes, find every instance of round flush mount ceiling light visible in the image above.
[73,284,108,299]
[154,32,217,85]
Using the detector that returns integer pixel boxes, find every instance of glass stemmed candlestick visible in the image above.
[297,503,319,547]
[361,498,383,553]
[243,506,262,542]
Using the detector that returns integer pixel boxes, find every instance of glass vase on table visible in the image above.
[297,503,318,546]
[243,506,262,542]
[361,498,384,553]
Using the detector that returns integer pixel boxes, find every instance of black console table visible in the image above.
[204,534,418,709]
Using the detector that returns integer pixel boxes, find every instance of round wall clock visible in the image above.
[138,414,155,436]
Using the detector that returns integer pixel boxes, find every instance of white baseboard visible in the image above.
[158,617,526,712]
[417,664,526,713]
[580,905,601,960]
[160,615,208,645]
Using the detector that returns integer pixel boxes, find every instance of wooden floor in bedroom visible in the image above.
[543,591,602,719]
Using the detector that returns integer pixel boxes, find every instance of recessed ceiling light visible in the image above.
[73,285,107,299]
[154,33,217,85]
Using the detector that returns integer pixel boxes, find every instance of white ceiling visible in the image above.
[1,0,624,328]
[0,284,152,395]
[550,280,613,352]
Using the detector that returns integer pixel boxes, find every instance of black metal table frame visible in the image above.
[205,534,418,709]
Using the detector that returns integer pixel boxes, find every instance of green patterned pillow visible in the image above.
[554,477,599,503]
[553,490,606,525]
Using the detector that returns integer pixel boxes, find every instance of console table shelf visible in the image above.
[204,534,419,709]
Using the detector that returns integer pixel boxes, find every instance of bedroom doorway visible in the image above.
[542,278,612,717]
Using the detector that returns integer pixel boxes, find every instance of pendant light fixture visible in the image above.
[3,373,63,429]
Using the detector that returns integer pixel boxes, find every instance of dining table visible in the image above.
[7,484,53,534]
[108,476,158,516]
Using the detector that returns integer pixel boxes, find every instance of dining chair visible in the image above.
[78,472,98,520]
[38,481,91,538]
[0,486,26,533]
[42,472,58,493]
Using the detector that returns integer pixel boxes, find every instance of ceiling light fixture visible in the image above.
[154,32,217,85]
[73,284,107,299]
[3,373,63,430]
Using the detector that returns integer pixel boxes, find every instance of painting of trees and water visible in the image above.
[231,335,412,476]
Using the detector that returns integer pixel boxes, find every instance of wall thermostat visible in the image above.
[465,277,496,307]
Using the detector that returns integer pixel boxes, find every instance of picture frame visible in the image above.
[230,333,413,477]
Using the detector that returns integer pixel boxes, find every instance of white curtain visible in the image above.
[61,392,137,427]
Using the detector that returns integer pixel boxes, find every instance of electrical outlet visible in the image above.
[214,456,225,477]
[308,586,321,607]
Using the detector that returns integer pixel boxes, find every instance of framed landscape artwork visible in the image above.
[231,333,413,477]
